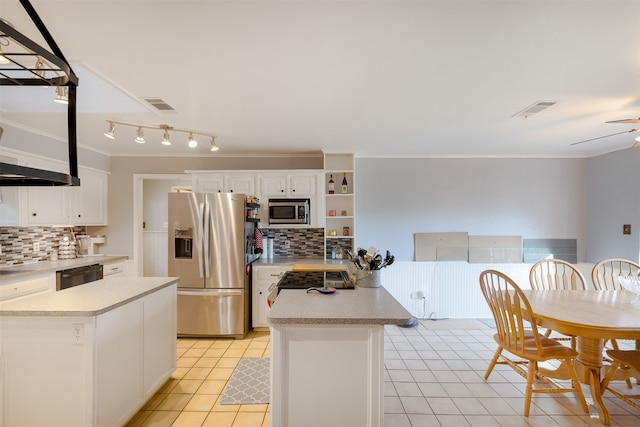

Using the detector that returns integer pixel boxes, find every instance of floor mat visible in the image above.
[220,358,270,405]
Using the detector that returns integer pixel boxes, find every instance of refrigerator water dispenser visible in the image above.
[174,228,193,259]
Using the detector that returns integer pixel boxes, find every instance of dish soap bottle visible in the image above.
[341,173,348,193]
[328,174,335,194]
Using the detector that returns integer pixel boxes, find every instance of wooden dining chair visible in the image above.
[479,270,588,417]
[591,258,640,290]
[529,259,586,348]
[591,258,640,387]
[601,350,640,410]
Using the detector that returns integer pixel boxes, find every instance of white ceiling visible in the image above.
[1,0,639,158]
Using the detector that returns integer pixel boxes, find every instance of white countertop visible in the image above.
[267,286,413,326]
[0,255,128,285]
[0,276,178,317]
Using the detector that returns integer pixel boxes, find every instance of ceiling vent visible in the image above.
[513,101,558,118]
[143,97,176,112]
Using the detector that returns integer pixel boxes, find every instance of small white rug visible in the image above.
[220,358,270,405]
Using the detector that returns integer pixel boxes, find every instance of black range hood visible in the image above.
[0,0,80,187]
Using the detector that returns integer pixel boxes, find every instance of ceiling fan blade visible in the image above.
[571,129,639,146]
[605,117,640,124]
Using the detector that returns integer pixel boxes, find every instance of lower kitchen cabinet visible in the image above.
[0,272,54,301]
[0,283,176,427]
[252,265,291,328]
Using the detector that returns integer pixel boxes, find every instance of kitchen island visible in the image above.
[267,285,413,427]
[0,276,178,427]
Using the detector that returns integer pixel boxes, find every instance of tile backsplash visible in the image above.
[260,228,324,258]
[0,226,86,266]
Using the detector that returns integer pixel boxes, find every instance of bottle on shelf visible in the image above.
[328,174,335,194]
[341,173,348,194]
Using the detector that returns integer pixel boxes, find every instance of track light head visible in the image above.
[104,122,115,139]
[210,137,219,152]
[54,86,68,104]
[32,57,46,80]
[188,133,198,148]
[0,44,9,65]
[135,127,145,143]
[161,130,171,146]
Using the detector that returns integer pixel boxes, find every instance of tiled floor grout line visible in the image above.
[126,320,640,427]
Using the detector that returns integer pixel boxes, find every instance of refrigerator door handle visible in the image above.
[178,289,243,297]
[202,200,211,278]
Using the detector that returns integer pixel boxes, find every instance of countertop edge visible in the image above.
[266,286,413,326]
[0,277,179,317]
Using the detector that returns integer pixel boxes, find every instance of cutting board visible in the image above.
[292,263,348,273]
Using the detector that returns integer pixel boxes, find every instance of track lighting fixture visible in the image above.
[54,86,68,104]
[135,127,145,143]
[102,120,219,150]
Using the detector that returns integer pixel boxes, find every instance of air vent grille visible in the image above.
[513,101,557,118]
[143,98,176,112]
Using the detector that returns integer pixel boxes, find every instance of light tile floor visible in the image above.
[126,320,640,427]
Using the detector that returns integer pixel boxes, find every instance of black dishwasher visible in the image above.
[56,264,104,290]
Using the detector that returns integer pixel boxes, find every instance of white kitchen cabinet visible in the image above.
[102,260,125,276]
[0,272,55,301]
[21,161,108,226]
[0,153,21,226]
[23,184,69,225]
[260,175,287,196]
[194,174,225,193]
[252,264,291,328]
[227,174,256,194]
[260,174,318,197]
[71,168,108,225]
[289,174,317,196]
[192,173,256,194]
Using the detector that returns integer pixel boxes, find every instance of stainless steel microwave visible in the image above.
[268,198,310,225]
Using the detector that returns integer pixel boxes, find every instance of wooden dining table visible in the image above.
[523,289,640,425]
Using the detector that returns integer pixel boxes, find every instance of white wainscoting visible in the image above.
[143,231,168,277]
[379,261,595,320]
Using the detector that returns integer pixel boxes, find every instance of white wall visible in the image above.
[355,157,589,261]
[586,148,640,262]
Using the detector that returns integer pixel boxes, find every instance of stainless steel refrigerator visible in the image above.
[168,192,253,337]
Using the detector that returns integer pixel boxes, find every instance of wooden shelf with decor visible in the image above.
[323,153,355,260]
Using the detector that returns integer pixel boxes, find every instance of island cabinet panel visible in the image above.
[0,316,97,427]
[270,324,384,427]
[143,284,178,395]
[0,282,177,427]
[96,299,145,427]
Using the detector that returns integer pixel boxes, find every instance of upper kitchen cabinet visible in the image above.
[70,168,108,225]
[21,157,108,226]
[324,153,355,259]
[191,173,256,194]
[260,174,317,197]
